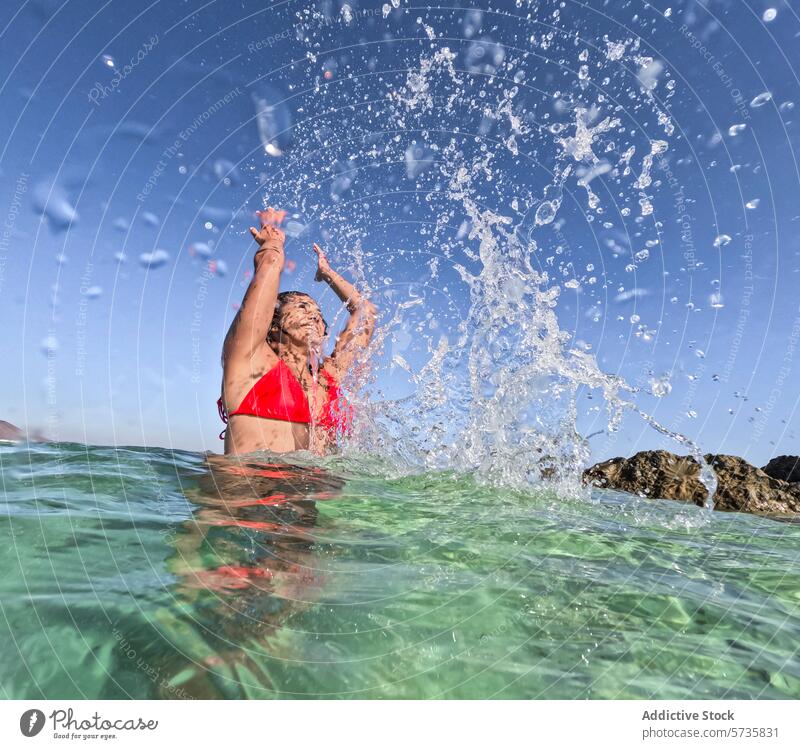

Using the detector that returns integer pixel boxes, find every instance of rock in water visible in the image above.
[583,450,705,504]
[583,450,800,516]
[706,455,800,514]
[761,455,800,483]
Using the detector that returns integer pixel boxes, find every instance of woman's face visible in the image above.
[278,297,326,345]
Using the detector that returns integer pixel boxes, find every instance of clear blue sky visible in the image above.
[1,0,799,466]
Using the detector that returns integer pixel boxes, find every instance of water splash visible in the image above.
[356,47,714,500]
[258,33,716,503]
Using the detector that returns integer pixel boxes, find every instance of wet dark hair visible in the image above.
[267,291,329,344]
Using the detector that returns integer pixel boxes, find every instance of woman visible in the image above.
[217,210,377,455]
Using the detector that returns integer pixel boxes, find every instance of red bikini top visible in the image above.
[217,359,352,440]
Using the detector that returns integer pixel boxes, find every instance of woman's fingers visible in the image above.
[256,208,287,227]
[251,225,286,245]
[313,243,329,265]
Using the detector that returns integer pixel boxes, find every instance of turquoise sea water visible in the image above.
[0,441,798,699]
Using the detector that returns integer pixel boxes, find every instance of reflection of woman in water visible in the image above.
[217,209,378,455]
[161,457,346,698]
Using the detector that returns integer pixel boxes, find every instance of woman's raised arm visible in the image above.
[313,242,378,377]
[222,221,285,364]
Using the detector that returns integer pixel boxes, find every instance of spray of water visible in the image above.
[264,31,717,503]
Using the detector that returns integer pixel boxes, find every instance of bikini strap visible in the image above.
[320,367,337,386]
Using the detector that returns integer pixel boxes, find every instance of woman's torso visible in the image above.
[222,354,339,455]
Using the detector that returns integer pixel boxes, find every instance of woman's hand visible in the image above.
[250,224,285,269]
[313,242,333,282]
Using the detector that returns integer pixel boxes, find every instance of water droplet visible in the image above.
[465,38,505,74]
[40,335,59,355]
[32,179,78,231]
[405,143,435,179]
[462,8,483,38]
[763,8,777,22]
[637,58,664,91]
[745,199,760,210]
[709,292,724,309]
[650,376,672,397]
[213,159,240,185]
[252,87,293,157]
[750,91,772,108]
[534,200,559,225]
[284,220,306,238]
[605,40,626,61]
[139,249,170,268]
[209,259,228,277]
[614,288,649,303]
[728,123,747,137]
[189,242,212,258]
[713,234,732,248]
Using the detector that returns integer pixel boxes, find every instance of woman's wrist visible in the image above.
[255,245,284,270]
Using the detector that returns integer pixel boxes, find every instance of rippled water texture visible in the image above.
[1,442,798,699]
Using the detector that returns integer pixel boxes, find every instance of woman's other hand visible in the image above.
[312,242,333,282]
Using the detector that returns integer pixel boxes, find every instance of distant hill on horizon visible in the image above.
[0,420,48,442]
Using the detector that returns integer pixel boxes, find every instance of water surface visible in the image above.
[1,442,798,699]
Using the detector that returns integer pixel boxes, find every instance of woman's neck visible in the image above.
[275,342,320,377]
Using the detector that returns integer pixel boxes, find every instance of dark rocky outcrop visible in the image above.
[761,455,800,484]
[583,450,800,516]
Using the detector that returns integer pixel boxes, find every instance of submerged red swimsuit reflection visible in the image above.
[217,359,352,440]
